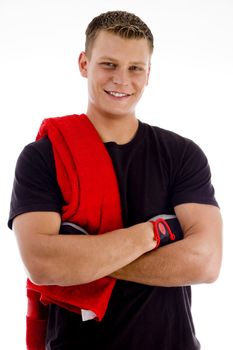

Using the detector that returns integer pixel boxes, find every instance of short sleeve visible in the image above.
[8,137,63,229]
[171,139,219,208]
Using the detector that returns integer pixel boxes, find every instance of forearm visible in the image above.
[14,213,155,286]
[111,204,223,287]
[111,232,221,287]
[38,228,151,286]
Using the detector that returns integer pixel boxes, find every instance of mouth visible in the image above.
[104,90,132,98]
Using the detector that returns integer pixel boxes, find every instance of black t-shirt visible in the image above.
[8,120,218,350]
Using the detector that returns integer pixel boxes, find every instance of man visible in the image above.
[8,10,222,349]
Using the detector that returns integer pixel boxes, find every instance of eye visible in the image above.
[100,62,117,69]
[129,65,143,72]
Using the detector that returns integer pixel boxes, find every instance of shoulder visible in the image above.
[16,136,55,175]
[20,136,53,159]
[23,135,52,156]
[142,122,205,163]
[146,123,196,148]
[141,123,218,207]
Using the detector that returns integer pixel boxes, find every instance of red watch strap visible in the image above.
[150,218,175,249]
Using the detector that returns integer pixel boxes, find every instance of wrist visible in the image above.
[127,222,156,253]
[150,218,176,248]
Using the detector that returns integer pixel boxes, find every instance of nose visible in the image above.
[112,68,128,86]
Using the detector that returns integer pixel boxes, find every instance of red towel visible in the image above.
[26,114,123,349]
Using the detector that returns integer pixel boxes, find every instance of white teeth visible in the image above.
[108,91,128,97]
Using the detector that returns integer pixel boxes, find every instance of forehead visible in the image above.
[90,30,151,62]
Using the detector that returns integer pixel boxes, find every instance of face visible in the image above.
[79,30,151,120]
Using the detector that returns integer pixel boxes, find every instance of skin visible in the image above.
[13,30,222,287]
[78,30,151,144]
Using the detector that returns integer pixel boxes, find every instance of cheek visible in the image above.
[87,75,107,102]
[90,70,108,89]
[133,76,148,91]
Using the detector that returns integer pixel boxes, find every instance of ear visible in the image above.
[78,51,88,78]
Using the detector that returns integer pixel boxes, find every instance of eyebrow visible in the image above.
[98,56,147,66]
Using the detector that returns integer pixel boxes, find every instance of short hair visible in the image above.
[85,11,154,56]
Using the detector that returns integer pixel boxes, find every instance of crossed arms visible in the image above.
[13,203,222,287]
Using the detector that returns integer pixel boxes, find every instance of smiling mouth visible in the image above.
[104,90,132,98]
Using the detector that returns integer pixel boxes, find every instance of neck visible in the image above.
[86,110,139,145]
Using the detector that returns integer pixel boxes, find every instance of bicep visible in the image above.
[174,203,223,280]
[13,211,61,275]
[13,211,61,236]
[174,203,222,240]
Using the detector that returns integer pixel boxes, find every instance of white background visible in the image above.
[0,0,232,349]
